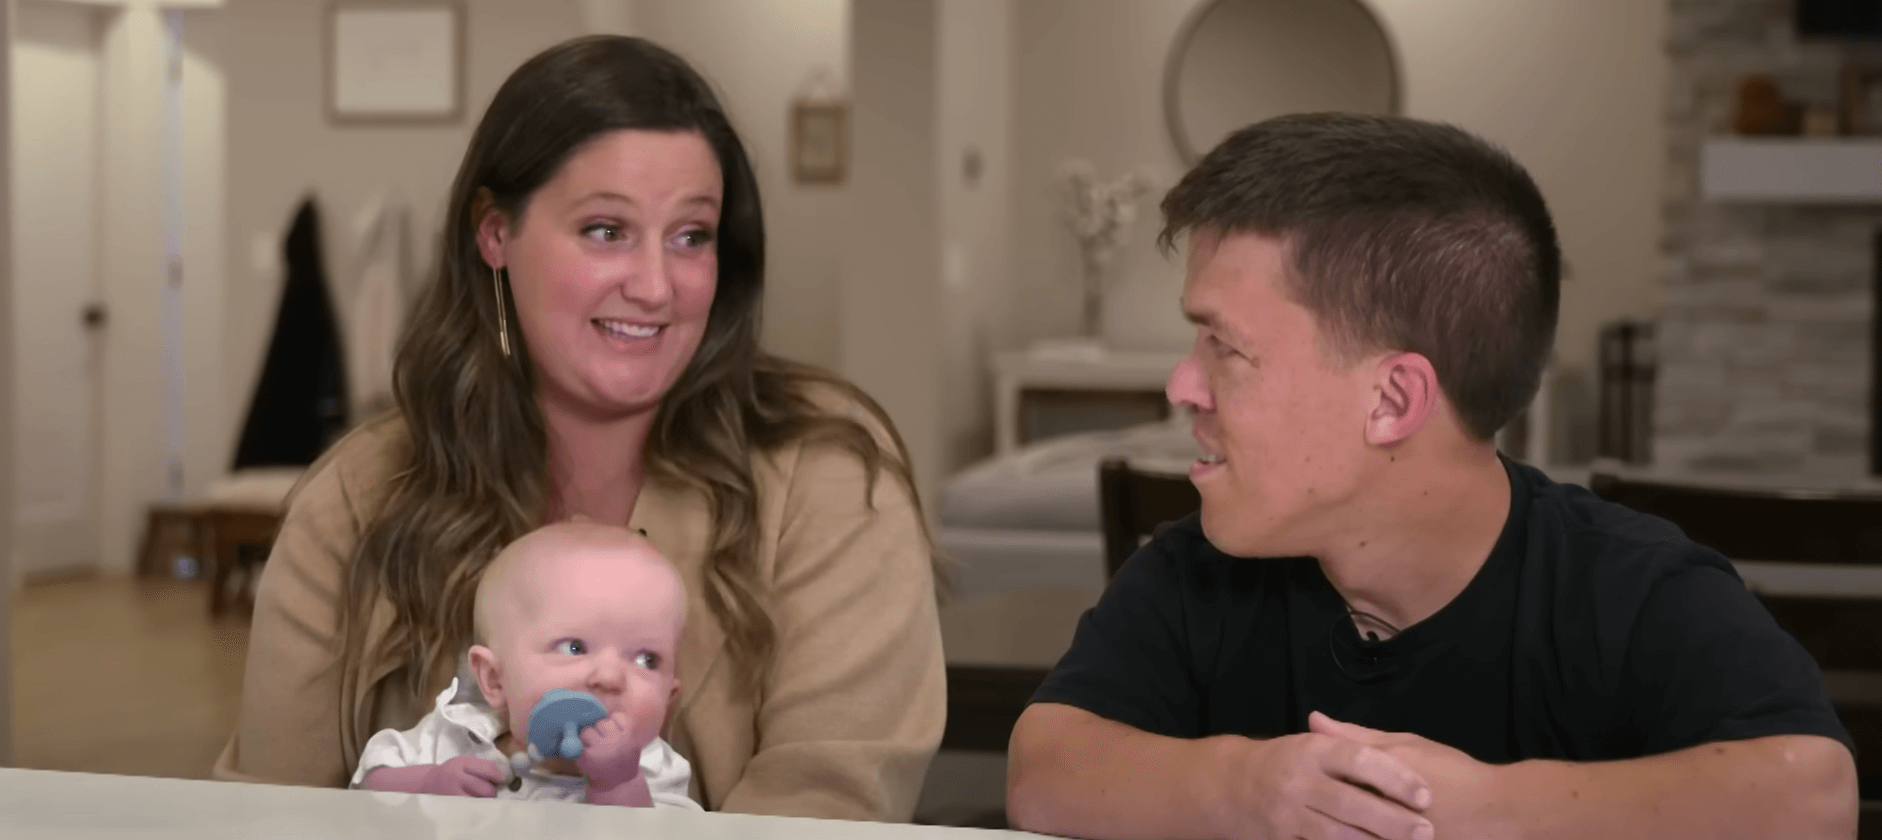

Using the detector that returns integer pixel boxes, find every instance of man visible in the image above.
[1006,114,1856,840]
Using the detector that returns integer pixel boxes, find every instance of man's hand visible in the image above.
[1309,712,1500,831]
[577,711,653,807]
[1205,717,1435,840]
[360,755,504,797]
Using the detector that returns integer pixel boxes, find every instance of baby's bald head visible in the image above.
[472,521,684,649]
[465,520,688,740]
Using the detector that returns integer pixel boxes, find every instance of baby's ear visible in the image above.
[662,679,682,735]
[468,645,505,709]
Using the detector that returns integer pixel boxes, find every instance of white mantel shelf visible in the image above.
[1699,137,1882,203]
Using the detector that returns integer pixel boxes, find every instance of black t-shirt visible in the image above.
[1033,459,1853,763]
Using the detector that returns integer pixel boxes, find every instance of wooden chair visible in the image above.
[200,467,301,617]
[136,503,214,579]
[1097,456,1201,581]
[932,457,1197,828]
[1587,472,1882,814]
[941,665,1053,754]
[204,507,285,617]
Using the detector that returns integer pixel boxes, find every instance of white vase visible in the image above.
[1080,263,1106,340]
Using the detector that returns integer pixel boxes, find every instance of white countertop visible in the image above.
[0,768,1039,840]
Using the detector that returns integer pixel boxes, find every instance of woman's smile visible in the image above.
[591,318,666,355]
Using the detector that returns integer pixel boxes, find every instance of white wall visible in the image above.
[635,0,850,373]
[95,3,171,575]
[221,0,584,472]
[1009,0,1668,462]
[74,0,228,576]
[11,0,102,579]
[0,0,18,767]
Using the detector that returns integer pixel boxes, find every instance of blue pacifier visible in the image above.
[530,689,608,759]
[504,688,607,785]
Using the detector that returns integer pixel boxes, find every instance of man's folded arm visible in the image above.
[1475,733,1854,840]
[1008,702,1238,839]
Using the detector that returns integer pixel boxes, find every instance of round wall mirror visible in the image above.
[1164,0,1400,165]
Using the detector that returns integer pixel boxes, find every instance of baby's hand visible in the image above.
[575,711,648,790]
[423,755,505,797]
[361,756,505,797]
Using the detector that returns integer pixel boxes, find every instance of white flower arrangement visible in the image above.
[1056,159,1152,337]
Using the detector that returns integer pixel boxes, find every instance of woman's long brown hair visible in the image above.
[335,35,937,707]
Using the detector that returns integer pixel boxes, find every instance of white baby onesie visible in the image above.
[349,677,699,808]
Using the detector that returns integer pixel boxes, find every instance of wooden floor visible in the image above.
[10,575,248,779]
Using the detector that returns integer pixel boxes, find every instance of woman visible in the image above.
[213,35,946,822]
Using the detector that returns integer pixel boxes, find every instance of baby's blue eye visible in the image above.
[555,639,587,656]
[634,651,661,670]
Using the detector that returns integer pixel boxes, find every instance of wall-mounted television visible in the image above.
[1798,0,1882,39]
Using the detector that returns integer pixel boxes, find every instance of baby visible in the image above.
[350,521,696,808]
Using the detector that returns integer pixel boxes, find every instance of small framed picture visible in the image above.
[1840,63,1882,135]
[791,101,848,184]
[327,0,465,124]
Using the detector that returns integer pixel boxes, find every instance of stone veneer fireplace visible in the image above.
[1657,0,1882,476]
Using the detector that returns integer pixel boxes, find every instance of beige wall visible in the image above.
[0,0,16,767]
[1011,0,1194,353]
[182,9,226,510]
[1369,0,1666,461]
[639,0,1009,490]
[635,0,850,373]
[844,0,944,515]
[1010,0,1667,462]
[937,0,1015,471]
[220,0,583,465]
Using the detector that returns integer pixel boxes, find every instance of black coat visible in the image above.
[232,196,349,469]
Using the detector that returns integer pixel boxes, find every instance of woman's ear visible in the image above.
[472,188,509,271]
[468,644,506,710]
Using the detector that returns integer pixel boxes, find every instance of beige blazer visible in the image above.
[212,408,946,821]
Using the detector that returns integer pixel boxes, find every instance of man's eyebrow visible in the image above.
[1183,304,1230,338]
[1180,297,1213,328]
[1183,303,1256,350]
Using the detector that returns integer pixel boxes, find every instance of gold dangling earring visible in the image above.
[491,266,512,358]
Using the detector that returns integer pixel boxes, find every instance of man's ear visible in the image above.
[472,188,509,271]
[468,644,505,711]
[1365,352,1438,447]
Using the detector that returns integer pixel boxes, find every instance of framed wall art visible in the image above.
[327,1,466,124]
[791,101,848,184]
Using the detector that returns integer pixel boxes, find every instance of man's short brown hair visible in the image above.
[1159,113,1561,441]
